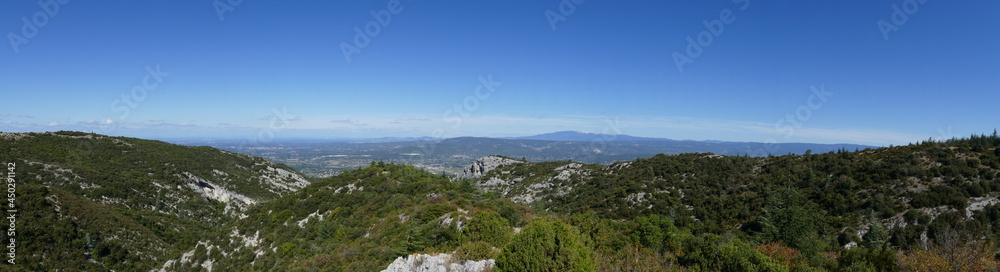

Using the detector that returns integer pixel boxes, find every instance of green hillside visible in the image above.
[0,131,311,271]
[3,131,1000,271]
[167,133,1000,271]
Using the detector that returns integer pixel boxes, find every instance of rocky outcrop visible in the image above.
[380,254,494,272]
[455,156,523,180]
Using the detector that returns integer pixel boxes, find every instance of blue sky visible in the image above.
[1,0,997,146]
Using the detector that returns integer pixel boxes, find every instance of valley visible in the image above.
[195,131,875,178]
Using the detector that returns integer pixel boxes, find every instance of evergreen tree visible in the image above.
[862,222,889,249]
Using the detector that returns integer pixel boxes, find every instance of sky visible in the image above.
[1,0,997,146]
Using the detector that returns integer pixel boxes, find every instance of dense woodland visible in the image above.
[2,131,1000,271]
[0,131,308,271]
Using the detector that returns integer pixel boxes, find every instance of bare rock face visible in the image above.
[455,156,523,180]
[380,254,494,272]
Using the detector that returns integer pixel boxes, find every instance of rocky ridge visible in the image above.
[454,155,524,180]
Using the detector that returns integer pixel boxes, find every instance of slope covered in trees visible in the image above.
[3,130,1000,271]
[0,131,310,271]
[468,133,1000,270]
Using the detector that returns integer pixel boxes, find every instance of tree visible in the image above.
[861,222,888,249]
[836,246,898,272]
[630,214,681,254]
[455,241,499,261]
[496,219,595,272]
[464,211,513,247]
[718,239,788,272]
[758,188,824,256]
[756,242,802,268]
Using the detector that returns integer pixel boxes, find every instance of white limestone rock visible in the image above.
[455,156,523,180]
[380,253,494,272]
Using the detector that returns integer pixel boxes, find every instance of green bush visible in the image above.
[464,211,513,247]
[629,214,681,254]
[836,247,897,272]
[455,241,499,261]
[718,240,788,272]
[496,219,595,272]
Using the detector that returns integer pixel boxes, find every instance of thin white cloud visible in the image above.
[394,117,431,122]
[259,115,302,122]
[138,120,166,127]
[624,116,923,146]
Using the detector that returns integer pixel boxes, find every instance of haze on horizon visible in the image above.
[2,1,998,146]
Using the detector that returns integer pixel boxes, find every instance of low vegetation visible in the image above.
[2,131,1000,271]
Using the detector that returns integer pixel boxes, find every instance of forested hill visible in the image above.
[463,133,1000,270]
[0,131,310,271]
[472,133,1000,225]
[166,133,1000,271]
[3,131,1000,271]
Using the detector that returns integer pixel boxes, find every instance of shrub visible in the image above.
[496,219,595,272]
[718,239,788,272]
[464,211,513,247]
[455,241,499,261]
[836,247,897,272]
[756,242,802,268]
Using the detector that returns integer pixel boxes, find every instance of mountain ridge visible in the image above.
[0,131,312,271]
[206,132,875,178]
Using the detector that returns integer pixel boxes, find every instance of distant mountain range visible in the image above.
[509,131,665,141]
[203,131,876,177]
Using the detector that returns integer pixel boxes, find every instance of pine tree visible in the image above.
[862,222,888,248]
